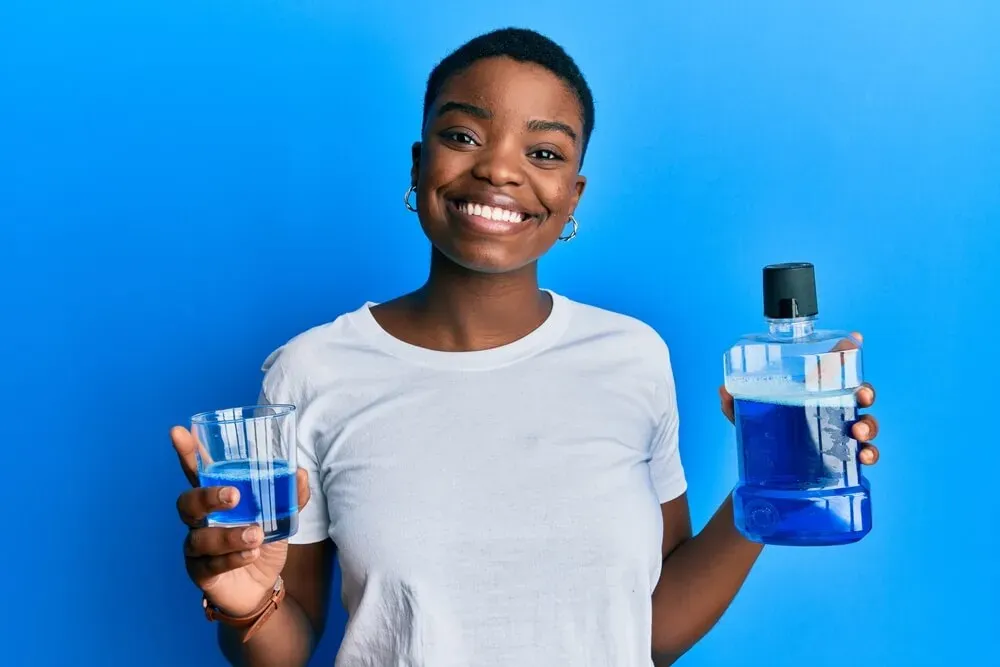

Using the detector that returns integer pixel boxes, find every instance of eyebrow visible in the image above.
[436,100,579,143]
[526,119,578,143]
[436,101,492,119]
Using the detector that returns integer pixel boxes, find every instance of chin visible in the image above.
[436,242,536,275]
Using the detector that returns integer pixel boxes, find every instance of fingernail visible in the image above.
[242,527,261,545]
[240,548,259,560]
[856,423,870,440]
[219,488,234,504]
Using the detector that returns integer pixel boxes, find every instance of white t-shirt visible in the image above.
[260,291,687,667]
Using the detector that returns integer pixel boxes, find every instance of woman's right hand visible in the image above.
[171,426,312,617]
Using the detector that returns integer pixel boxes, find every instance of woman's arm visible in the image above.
[651,377,881,664]
[650,494,762,665]
[219,539,337,667]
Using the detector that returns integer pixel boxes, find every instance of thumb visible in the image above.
[171,426,202,487]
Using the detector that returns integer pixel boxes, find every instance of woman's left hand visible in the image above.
[718,331,880,466]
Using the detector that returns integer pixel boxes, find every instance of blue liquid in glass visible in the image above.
[732,392,871,546]
[199,459,298,543]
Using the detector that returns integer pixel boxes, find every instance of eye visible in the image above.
[529,148,564,161]
[441,131,478,146]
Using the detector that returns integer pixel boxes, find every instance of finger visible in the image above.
[185,525,264,558]
[859,443,879,466]
[187,548,261,585]
[855,382,876,407]
[171,426,201,487]
[718,385,735,423]
[176,486,240,527]
[830,331,862,353]
[296,468,311,510]
[851,414,879,441]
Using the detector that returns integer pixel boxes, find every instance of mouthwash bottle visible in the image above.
[724,262,872,546]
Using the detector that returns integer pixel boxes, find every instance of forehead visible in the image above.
[432,57,584,130]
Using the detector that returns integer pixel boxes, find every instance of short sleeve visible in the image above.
[260,349,331,545]
[648,346,687,503]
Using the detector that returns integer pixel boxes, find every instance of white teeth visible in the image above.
[457,201,525,224]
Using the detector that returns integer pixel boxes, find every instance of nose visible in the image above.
[471,140,524,187]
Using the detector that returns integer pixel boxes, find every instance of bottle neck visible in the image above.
[767,316,816,339]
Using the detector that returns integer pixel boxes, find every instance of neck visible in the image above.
[405,249,552,351]
[767,316,816,339]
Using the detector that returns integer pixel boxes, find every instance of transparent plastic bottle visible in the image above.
[724,263,872,546]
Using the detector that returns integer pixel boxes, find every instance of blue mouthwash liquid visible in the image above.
[725,263,872,546]
[199,459,298,543]
[732,391,870,545]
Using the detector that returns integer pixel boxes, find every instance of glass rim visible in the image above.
[191,403,296,425]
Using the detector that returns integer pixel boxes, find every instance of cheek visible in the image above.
[419,143,468,192]
[538,176,578,219]
[418,157,466,222]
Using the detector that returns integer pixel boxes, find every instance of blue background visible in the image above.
[2,1,997,665]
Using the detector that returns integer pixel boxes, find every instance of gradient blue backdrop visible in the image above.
[2,1,997,665]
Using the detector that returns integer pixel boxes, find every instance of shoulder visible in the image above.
[559,293,673,366]
[261,318,340,374]
[259,302,372,400]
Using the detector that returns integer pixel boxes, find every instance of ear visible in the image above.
[568,175,587,215]
[410,141,422,187]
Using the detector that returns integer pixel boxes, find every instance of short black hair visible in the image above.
[422,27,595,164]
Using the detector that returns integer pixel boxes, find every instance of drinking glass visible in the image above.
[191,404,298,543]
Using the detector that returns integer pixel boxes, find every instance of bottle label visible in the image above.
[726,347,863,397]
[803,349,862,392]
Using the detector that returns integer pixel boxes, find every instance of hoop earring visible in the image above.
[404,185,417,212]
[559,215,579,242]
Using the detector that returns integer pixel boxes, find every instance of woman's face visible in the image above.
[412,57,587,274]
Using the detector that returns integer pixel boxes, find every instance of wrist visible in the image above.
[207,580,278,618]
[203,577,285,643]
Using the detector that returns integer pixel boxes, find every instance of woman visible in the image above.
[171,27,881,666]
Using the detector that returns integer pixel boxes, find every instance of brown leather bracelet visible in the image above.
[203,576,285,643]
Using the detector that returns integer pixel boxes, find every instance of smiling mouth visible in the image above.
[450,199,534,224]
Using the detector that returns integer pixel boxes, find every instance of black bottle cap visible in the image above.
[763,262,818,319]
